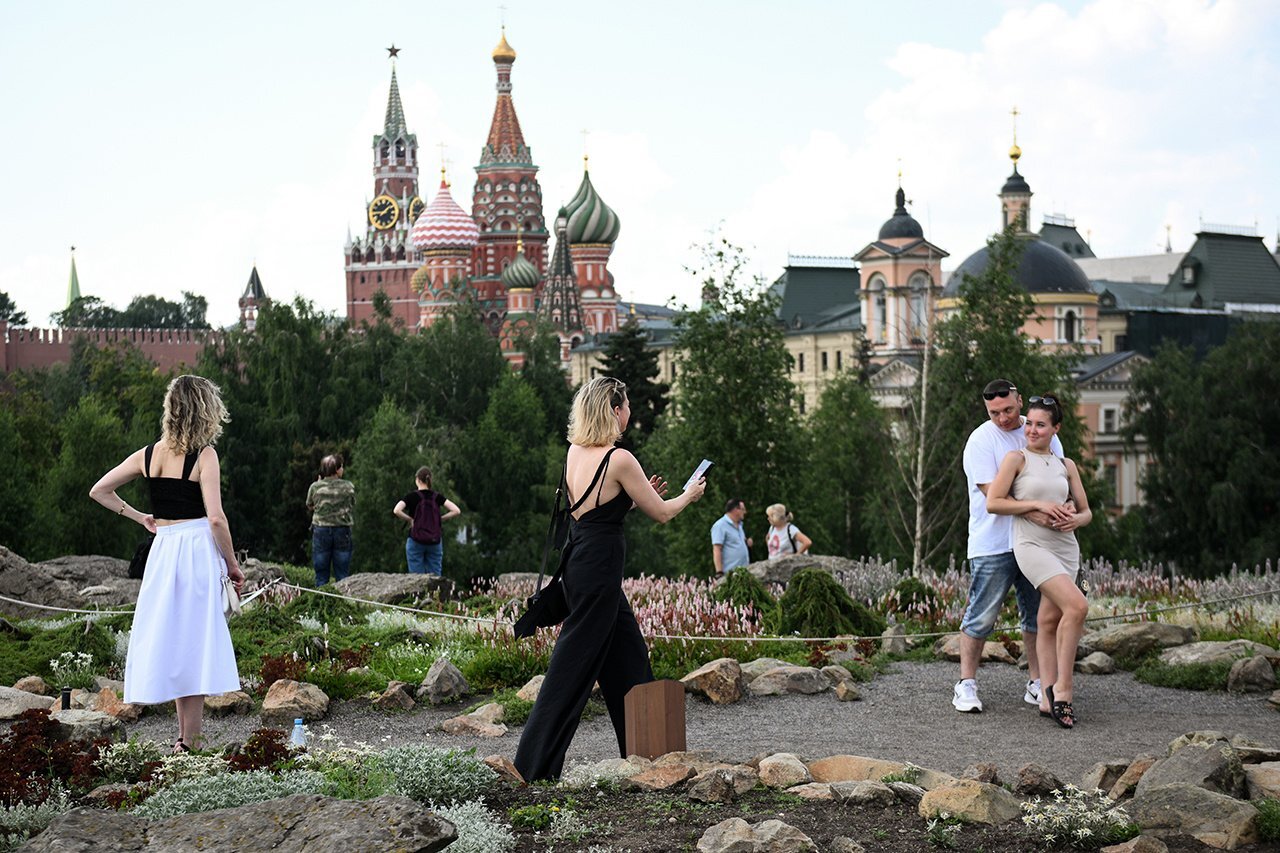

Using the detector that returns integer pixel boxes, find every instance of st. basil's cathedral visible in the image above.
[343,31,621,367]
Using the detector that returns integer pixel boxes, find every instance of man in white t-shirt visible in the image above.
[953,379,1066,714]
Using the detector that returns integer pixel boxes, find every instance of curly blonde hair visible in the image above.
[567,376,626,447]
[160,375,230,455]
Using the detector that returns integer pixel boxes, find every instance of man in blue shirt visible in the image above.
[711,498,752,574]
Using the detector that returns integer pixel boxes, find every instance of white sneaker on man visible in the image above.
[1024,679,1041,706]
[952,679,983,713]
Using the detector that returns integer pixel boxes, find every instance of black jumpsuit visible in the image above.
[513,448,655,782]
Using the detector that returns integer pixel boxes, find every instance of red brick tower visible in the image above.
[345,54,425,327]
[238,265,268,330]
[471,29,548,333]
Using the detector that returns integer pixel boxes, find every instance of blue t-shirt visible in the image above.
[711,514,750,573]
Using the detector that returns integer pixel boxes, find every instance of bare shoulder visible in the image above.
[1063,457,1080,475]
[1001,449,1025,467]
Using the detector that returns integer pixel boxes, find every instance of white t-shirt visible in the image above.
[766,524,801,560]
[963,418,1064,558]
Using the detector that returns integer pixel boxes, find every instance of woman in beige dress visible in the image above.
[986,395,1091,728]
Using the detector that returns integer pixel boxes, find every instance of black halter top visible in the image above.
[568,447,631,525]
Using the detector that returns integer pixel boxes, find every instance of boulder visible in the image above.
[205,691,254,716]
[1135,741,1246,799]
[739,657,791,683]
[1243,761,1280,800]
[1159,640,1277,668]
[13,675,50,695]
[932,634,1016,664]
[1227,656,1276,694]
[1082,622,1195,659]
[830,780,896,807]
[1076,651,1117,674]
[93,676,125,693]
[417,658,470,705]
[516,675,544,702]
[1014,763,1062,797]
[1100,838,1170,853]
[439,705,507,738]
[681,658,748,705]
[374,681,416,711]
[93,688,142,722]
[747,665,829,697]
[1168,731,1230,753]
[758,753,812,788]
[468,702,504,724]
[0,546,103,619]
[696,817,816,853]
[787,782,833,800]
[483,754,524,785]
[820,664,855,688]
[880,624,907,655]
[36,555,140,607]
[887,781,926,805]
[334,573,453,604]
[961,762,1001,785]
[1126,783,1258,849]
[1228,734,1280,763]
[806,755,954,790]
[741,553,863,586]
[0,684,56,720]
[1270,690,1280,711]
[622,763,695,791]
[919,780,1022,825]
[564,756,651,785]
[688,769,739,803]
[22,793,456,852]
[1081,759,1134,793]
[653,751,728,775]
[261,680,330,724]
[239,557,290,585]
[49,708,124,742]
[1109,755,1157,800]
[834,681,862,702]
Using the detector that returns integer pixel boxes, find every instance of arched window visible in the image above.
[867,275,887,343]
[1063,310,1078,343]
[380,143,389,162]
[395,141,405,160]
[908,272,930,340]
[395,243,406,261]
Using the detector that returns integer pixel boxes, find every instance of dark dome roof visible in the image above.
[878,187,924,240]
[1001,167,1031,195]
[943,237,1092,297]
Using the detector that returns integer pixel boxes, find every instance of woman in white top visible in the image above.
[765,503,812,560]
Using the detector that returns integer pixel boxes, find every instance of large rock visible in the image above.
[1082,622,1195,659]
[740,553,863,586]
[92,688,142,722]
[1243,761,1280,800]
[1110,755,1158,800]
[0,546,127,619]
[1135,740,1246,799]
[696,817,816,853]
[13,675,50,695]
[622,764,696,791]
[758,753,812,788]
[334,573,453,604]
[205,691,255,716]
[1014,763,1062,797]
[1228,734,1280,763]
[880,625,907,655]
[0,684,56,720]
[239,557,290,585]
[682,658,748,705]
[374,681,416,711]
[37,554,140,607]
[1100,838,1170,853]
[1076,651,1117,674]
[747,665,829,697]
[689,766,758,803]
[806,755,954,790]
[261,680,330,724]
[830,780,897,807]
[1227,656,1276,694]
[49,708,124,742]
[932,634,1016,664]
[1082,759,1133,793]
[516,675,544,702]
[1160,640,1277,668]
[22,793,456,852]
[739,657,791,683]
[418,658,470,705]
[482,754,524,785]
[919,780,1022,825]
[1126,783,1258,849]
[438,707,506,738]
[1270,690,1280,711]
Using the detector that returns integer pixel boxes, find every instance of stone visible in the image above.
[1228,734,1280,763]
[1076,651,1117,674]
[758,752,812,788]
[834,681,861,701]
[1100,837,1170,853]
[653,751,727,775]
[961,762,1001,785]
[0,684,56,720]
[825,640,865,668]
[468,702,504,724]
[740,552,864,586]
[622,763,695,791]
[81,782,134,806]
[1269,690,1280,711]
[1167,731,1229,753]
[820,664,855,688]
[1081,759,1133,793]
[1227,656,1276,694]
[261,679,330,724]
[566,756,651,784]
[333,572,454,604]
[93,688,142,722]
[1135,741,1246,799]
[1243,761,1280,800]
[1159,639,1277,668]
[93,676,125,693]
[830,780,897,807]
[49,708,124,743]
[13,675,50,694]
[829,839,867,853]
[747,665,830,697]
[786,782,833,800]
[238,557,290,585]
[918,780,1022,825]
[887,781,926,805]
[1082,622,1195,659]
[880,624,907,655]
[1126,783,1259,849]
[374,681,416,711]
[688,768,740,803]
[696,817,816,853]
[1109,755,1158,800]
[739,657,791,683]
[439,710,506,738]
[681,658,748,705]
[515,675,544,702]
[1014,763,1062,797]
[417,658,470,705]
[932,633,1015,664]
[204,690,254,716]
[483,754,524,785]
[22,793,456,853]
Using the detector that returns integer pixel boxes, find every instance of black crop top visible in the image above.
[145,443,207,520]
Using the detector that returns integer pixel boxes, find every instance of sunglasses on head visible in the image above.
[1028,395,1058,406]
[982,386,1017,400]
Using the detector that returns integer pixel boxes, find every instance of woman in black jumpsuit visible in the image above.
[514,376,706,782]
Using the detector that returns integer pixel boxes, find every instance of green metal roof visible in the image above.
[771,263,861,329]
[1158,231,1280,308]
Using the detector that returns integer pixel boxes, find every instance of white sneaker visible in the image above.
[1024,679,1041,706]
[953,679,983,713]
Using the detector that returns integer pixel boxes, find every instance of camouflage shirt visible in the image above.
[306,477,355,527]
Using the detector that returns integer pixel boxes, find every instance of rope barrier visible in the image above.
[0,593,133,617]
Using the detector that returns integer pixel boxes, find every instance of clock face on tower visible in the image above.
[407,196,425,225]
[368,195,399,230]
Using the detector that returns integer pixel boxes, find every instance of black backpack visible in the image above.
[410,491,442,545]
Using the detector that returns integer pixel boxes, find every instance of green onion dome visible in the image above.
[563,169,620,244]
[501,240,540,290]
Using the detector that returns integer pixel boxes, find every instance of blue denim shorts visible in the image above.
[960,551,1040,638]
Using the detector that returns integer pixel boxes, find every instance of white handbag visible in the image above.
[222,574,242,618]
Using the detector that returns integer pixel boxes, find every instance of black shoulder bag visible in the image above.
[513,460,572,639]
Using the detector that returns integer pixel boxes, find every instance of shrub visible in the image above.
[461,643,550,692]
[882,577,943,626]
[301,659,387,701]
[466,691,534,726]
[434,799,515,853]
[376,745,495,805]
[0,619,117,686]
[777,569,887,638]
[148,752,229,787]
[714,571,777,626]
[258,652,306,694]
[95,738,165,784]
[0,781,73,853]
[131,769,326,819]
[48,652,98,691]
[1131,657,1232,691]
[1257,798,1280,843]
[0,709,107,805]
[226,728,295,774]
[369,640,437,684]
[1021,784,1139,849]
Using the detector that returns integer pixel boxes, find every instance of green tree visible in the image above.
[515,323,573,439]
[598,317,670,450]
[416,305,510,429]
[0,291,27,326]
[52,296,119,328]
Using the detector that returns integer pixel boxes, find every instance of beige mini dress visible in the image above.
[1011,448,1080,588]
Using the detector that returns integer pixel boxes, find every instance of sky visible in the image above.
[2,0,1278,328]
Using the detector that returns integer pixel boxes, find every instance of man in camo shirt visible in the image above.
[306,454,356,586]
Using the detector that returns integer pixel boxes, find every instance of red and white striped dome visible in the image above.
[412,181,480,250]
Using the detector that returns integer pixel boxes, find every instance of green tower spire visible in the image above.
[66,247,81,308]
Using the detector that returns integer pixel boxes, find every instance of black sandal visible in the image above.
[173,738,191,754]
[1043,685,1075,728]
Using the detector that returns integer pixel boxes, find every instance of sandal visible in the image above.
[173,738,191,754]
[1043,685,1075,729]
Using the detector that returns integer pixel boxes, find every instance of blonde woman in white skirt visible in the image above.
[90,375,243,752]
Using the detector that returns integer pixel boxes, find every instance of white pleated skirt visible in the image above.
[123,518,241,704]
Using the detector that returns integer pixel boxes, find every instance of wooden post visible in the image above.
[624,679,686,759]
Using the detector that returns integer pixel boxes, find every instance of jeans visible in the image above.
[960,551,1039,638]
[406,538,443,576]
[312,526,352,586]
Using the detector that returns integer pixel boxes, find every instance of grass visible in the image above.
[1130,656,1233,691]
[1256,798,1280,843]
[466,690,535,726]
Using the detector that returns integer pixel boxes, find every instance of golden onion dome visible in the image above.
[492,29,517,63]
[1009,143,1022,163]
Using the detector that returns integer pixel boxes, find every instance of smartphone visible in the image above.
[684,459,714,491]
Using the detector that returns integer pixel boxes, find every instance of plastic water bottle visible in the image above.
[289,718,306,748]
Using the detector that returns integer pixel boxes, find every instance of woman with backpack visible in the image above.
[765,503,812,559]
[392,466,460,576]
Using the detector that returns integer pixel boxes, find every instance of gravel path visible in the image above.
[123,660,1278,783]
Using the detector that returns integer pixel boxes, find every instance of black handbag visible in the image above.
[514,462,572,639]
[128,534,155,580]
